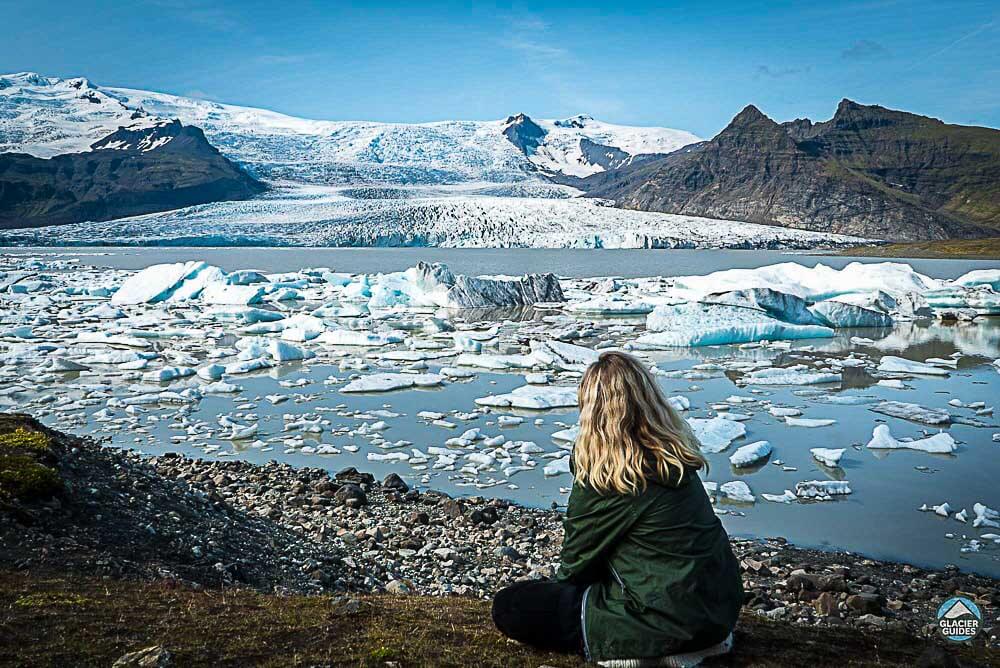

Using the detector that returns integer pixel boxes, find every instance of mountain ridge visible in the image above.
[0,119,264,229]
[582,100,1000,241]
[1,72,699,184]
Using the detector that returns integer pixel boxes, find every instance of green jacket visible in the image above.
[556,469,743,662]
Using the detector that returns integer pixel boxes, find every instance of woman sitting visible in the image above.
[492,352,744,667]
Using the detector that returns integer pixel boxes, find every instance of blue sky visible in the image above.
[2,0,997,136]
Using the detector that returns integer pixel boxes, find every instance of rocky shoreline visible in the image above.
[1,413,997,652]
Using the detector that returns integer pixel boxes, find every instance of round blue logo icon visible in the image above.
[936,596,982,642]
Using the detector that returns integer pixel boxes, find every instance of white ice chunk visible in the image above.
[475,385,578,410]
[689,417,746,453]
[810,448,845,467]
[865,424,956,454]
[340,372,444,393]
[729,441,772,467]
[878,356,949,376]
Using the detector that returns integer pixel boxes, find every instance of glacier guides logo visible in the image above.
[937,596,982,642]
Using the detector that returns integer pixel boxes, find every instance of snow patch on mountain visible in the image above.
[1,72,698,183]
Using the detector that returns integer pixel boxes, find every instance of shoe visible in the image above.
[597,632,734,668]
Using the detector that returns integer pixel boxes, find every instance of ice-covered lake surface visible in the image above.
[3,247,1000,577]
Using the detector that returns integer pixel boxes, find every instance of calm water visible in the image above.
[8,245,999,279]
[6,246,1000,576]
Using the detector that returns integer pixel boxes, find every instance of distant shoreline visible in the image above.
[839,238,1000,260]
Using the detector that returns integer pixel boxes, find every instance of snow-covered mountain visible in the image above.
[0,72,699,184]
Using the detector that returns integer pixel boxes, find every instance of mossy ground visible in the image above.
[0,570,996,668]
[839,237,1000,259]
[0,427,61,502]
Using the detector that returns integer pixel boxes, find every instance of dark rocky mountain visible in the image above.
[582,100,1000,241]
[501,113,547,156]
[0,120,265,229]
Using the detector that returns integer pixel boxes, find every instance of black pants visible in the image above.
[491,580,586,655]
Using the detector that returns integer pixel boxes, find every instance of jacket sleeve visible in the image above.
[556,483,639,584]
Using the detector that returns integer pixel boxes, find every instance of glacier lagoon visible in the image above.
[2,247,999,577]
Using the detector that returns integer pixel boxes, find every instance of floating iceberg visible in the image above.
[529,340,599,372]
[672,262,940,302]
[729,441,772,467]
[810,448,845,467]
[568,297,653,315]
[953,269,1000,291]
[878,356,949,376]
[340,372,444,393]
[865,424,956,454]
[704,288,820,325]
[111,261,208,305]
[795,480,852,499]
[870,401,951,425]
[689,417,746,453]
[808,300,892,328]
[634,303,834,348]
[742,365,841,386]
[364,262,564,310]
[718,480,755,503]
[785,417,836,428]
[475,385,578,410]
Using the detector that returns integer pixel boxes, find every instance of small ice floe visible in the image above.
[203,381,242,394]
[785,417,836,428]
[865,424,956,454]
[973,503,1000,529]
[440,367,475,379]
[454,352,536,370]
[418,410,445,420]
[878,356,949,376]
[870,401,951,425]
[142,366,195,382]
[794,480,851,500]
[525,372,550,385]
[568,297,653,315]
[729,441,772,467]
[543,455,571,477]
[718,481,755,503]
[340,373,444,393]
[317,330,404,346]
[668,395,691,411]
[741,365,841,386]
[762,490,798,503]
[810,448,845,467]
[689,417,746,454]
[528,340,599,372]
[475,385,577,410]
[768,406,802,418]
[551,425,579,443]
[877,379,907,389]
[921,502,952,517]
[77,331,151,348]
[497,416,524,427]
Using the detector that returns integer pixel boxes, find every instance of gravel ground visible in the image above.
[1,413,997,651]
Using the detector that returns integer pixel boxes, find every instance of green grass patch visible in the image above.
[0,428,52,456]
[840,237,1000,259]
[1,569,995,667]
[0,454,62,501]
[15,592,91,607]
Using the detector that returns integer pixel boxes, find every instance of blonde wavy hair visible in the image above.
[574,351,707,495]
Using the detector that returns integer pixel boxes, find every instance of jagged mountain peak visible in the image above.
[727,104,774,128]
